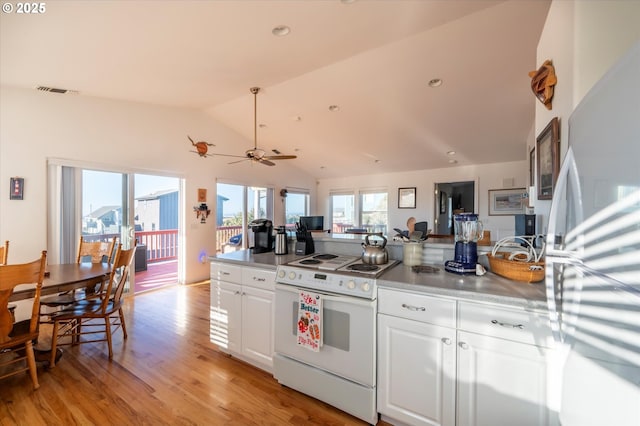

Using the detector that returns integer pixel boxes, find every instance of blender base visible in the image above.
[444,260,477,275]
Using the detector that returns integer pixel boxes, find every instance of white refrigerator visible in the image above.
[545,41,640,425]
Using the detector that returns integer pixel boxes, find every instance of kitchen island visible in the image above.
[211,239,556,426]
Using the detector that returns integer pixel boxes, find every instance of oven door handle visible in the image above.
[275,284,375,307]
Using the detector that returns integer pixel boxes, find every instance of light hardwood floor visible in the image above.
[1,282,391,425]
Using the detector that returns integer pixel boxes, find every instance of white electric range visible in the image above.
[274,253,399,424]
[277,253,399,299]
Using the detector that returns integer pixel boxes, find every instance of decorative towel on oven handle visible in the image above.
[297,290,322,352]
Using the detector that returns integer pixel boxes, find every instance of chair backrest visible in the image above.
[0,251,47,343]
[0,240,9,265]
[77,236,116,264]
[99,242,136,312]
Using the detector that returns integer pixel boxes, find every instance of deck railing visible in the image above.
[216,225,243,253]
[83,230,178,263]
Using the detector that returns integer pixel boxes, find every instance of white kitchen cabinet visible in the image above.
[377,288,456,426]
[456,301,558,426]
[210,262,275,372]
[377,289,557,426]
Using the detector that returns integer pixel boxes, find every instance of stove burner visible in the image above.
[313,254,339,260]
[300,259,322,265]
[348,264,380,272]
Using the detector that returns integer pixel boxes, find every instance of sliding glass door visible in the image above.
[48,161,181,296]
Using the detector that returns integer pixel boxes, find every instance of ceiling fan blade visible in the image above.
[263,155,297,160]
[259,159,276,166]
[211,153,248,159]
[228,158,249,165]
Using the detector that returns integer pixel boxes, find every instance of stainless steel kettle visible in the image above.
[361,234,388,264]
[275,226,288,255]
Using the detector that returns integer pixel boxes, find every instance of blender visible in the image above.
[445,213,484,274]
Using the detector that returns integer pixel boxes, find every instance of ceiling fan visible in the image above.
[215,87,297,166]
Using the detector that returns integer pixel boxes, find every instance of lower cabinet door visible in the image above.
[378,314,456,426]
[456,330,557,426]
[210,281,242,354]
[241,286,274,369]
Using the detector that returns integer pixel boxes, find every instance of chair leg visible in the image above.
[105,316,113,359]
[25,340,40,389]
[50,321,60,368]
[119,308,128,339]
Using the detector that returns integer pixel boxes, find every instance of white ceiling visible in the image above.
[0,0,551,178]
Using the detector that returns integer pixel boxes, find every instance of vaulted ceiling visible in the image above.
[0,0,551,178]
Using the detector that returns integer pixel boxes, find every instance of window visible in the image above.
[330,189,388,234]
[330,192,355,234]
[216,182,273,252]
[360,190,388,235]
[285,190,309,228]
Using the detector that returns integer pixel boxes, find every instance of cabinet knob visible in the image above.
[459,342,469,350]
[441,338,452,345]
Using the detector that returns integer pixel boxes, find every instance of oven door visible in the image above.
[274,283,376,387]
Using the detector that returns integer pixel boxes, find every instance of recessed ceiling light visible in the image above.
[272,25,290,36]
[428,78,443,88]
[341,0,357,4]
[328,105,340,112]
[448,159,458,164]
[447,150,456,156]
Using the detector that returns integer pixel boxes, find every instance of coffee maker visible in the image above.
[249,219,273,254]
[445,213,484,274]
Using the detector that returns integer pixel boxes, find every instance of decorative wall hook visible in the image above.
[528,59,557,110]
[194,203,210,223]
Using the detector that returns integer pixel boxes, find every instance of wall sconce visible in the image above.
[194,203,210,223]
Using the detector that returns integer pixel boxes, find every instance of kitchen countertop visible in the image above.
[377,263,547,310]
[210,249,548,311]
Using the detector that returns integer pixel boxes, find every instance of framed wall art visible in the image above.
[529,147,535,186]
[398,187,416,209]
[488,188,526,215]
[10,177,24,200]
[536,117,560,200]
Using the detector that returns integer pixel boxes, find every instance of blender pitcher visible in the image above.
[445,213,484,274]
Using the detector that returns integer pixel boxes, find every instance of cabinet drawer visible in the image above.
[457,301,552,347]
[378,288,456,328]
[210,262,242,283]
[242,267,276,291]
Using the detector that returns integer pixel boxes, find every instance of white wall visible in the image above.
[531,0,640,232]
[0,87,316,282]
[317,160,528,242]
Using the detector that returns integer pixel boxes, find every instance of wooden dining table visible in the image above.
[10,263,111,302]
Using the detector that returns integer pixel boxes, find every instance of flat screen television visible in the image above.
[300,216,324,231]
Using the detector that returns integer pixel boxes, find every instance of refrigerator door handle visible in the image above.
[545,147,583,345]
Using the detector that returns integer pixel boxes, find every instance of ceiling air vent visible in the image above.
[36,86,78,94]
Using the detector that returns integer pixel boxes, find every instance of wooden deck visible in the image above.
[1,283,388,425]
[134,260,178,293]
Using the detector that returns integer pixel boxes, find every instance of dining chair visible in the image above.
[49,242,136,367]
[0,251,47,389]
[40,236,117,318]
[0,240,9,265]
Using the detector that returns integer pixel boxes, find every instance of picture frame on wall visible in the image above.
[398,187,416,209]
[488,188,527,215]
[536,117,560,200]
[529,147,535,186]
